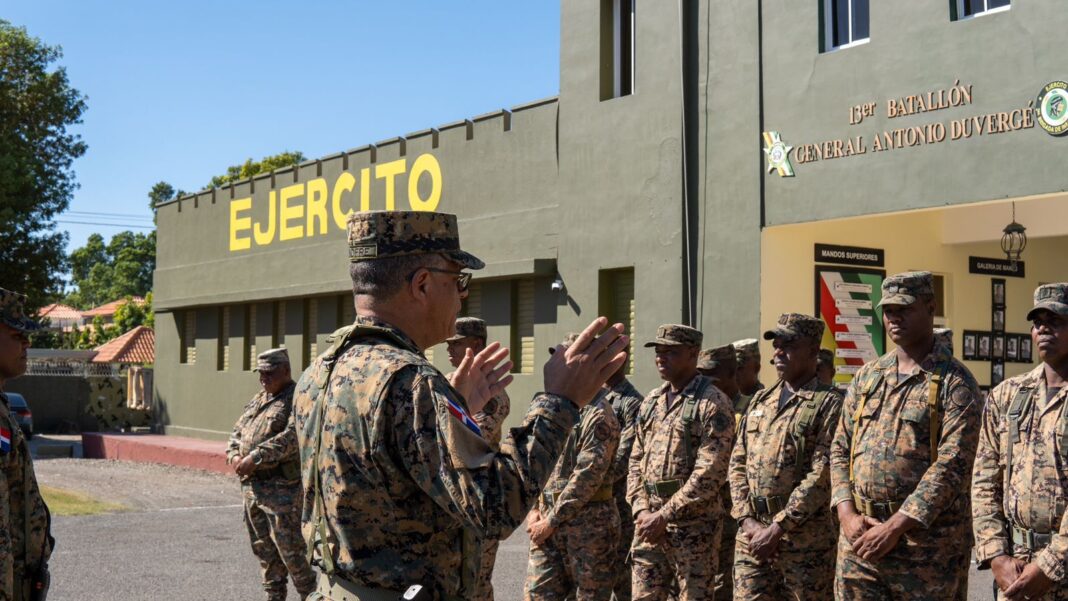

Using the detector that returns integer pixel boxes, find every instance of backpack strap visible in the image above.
[849,372,884,487]
[927,362,951,464]
[680,377,712,468]
[793,387,830,468]
[1005,385,1035,497]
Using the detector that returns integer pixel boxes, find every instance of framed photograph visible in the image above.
[992,278,1006,307]
[978,332,992,360]
[992,361,1005,387]
[993,335,1004,359]
[1006,336,1018,361]
[963,331,978,360]
[993,308,1006,332]
[1020,335,1033,363]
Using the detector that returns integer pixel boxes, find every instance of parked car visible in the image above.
[5,393,33,440]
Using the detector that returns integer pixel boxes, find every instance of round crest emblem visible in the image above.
[1037,81,1068,136]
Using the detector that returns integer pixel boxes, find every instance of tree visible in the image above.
[113,293,153,331]
[66,231,155,309]
[0,20,88,311]
[206,151,305,189]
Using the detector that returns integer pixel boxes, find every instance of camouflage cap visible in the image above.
[934,328,953,354]
[763,313,825,343]
[644,324,702,348]
[698,344,736,371]
[1027,283,1068,321]
[732,338,760,364]
[878,271,934,308]
[446,317,487,342]
[817,348,835,368]
[253,348,290,372]
[347,210,485,270]
[0,288,41,333]
[548,332,580,354]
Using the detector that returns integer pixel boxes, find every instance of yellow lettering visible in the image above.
[332,172,356,229]
[407,154,442,211]
[375,159,407,210]
[253,192,277,247]
[305,178,329,236]
[360,167,371,211]
[279,183,304,241]
[229,197,252,251]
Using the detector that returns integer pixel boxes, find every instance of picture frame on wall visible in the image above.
[993,308,1006,332]
[993,335,1004,359]
[963,331,978,360]
[992,361,1005,387]
[1006,336,1018,361]
[978,332,992,360]
[1020,335,1033,363]
[992,278,1006,307]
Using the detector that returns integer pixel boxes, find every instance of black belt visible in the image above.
[1011,524,1053,551]
[643,479,682,498]
[748,494,786,517]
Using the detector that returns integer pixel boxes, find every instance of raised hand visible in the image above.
[448,342,514,414]
[543,317,629,408]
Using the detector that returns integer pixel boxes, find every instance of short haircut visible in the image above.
[350,254,438,298]
[817,348,834,368]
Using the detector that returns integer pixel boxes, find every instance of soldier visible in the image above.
[697,343,745,600]
[293,210,629,600]
[733,339,765,398]
[816,348,835,387]
[226,348,316,601]
[934,328,953,356]
[829,271,981,600]
[445,317,511,601]
[729,314,843,600]
[524,333,622,601]
[627,325,735,601]
[973,283,1068,601]
[0,288,53,601]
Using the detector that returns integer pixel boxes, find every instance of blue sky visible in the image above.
[5,2,560,251]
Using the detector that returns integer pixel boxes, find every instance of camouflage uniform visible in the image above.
[295,211,583,601]
[0,289,53,601]
[472,390,510,601]
[829,272,981,600]
[733,339,765,396]
[524,394,621,601]
[226,349,315,601]
[602,377,644,601]
[973,283,1068,600]
[627,325,736,601]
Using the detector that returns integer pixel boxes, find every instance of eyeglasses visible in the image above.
[407,267,472,293]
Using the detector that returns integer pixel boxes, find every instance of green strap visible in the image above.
[1005,385,1034,495]
[680,377,712,468]
[793,388,829,468]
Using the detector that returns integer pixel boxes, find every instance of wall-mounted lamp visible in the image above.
[1001,202,1028,268]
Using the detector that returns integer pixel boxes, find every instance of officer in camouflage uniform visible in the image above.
[0,289,53,601]
[829,272,981,600]
[445,316,511,601]
[627,325,735,601]
[816,349,835,388]
[697,343,744,600]
[733,339,765,399]
[226,348,316,601]
[293,210,629,601]
[729,314,843,600]
[973,283,1068,601]
[524,333,622,601]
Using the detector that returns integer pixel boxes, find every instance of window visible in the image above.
[244,304,256,371]
[217,306,230,371]
[337,294,355,327]
[822,0,869,52]
[180,310,196,365]
[302,298,318,369]
[599,268,635,375]
[273,301,286,349]
[510,280,535,374]
[953,0,1009,20]
[600,0,634,100]
[463,282,483,319]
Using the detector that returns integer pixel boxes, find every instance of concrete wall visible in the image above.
[5,376,97,433]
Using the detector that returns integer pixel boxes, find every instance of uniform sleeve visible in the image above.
[225,404,247,464]
[610,394,641,489]
[972,387,1010,568]
[626,397,653,516]
[473,390,511,446]
[1037,502,1068,581]
[395,368,580,540]
[899,379,981,528]
[253,403,298,466]
[773,391,844,532]
[544,409,620,528]
[0,458,11,596]
[729,412,753,523]
[659,393,735,521]
[829,377,862,509]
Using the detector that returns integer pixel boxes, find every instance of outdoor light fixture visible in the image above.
[1001,202,1027,268]
[551,275,565,293]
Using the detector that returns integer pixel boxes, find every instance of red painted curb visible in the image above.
[81,433,230,475]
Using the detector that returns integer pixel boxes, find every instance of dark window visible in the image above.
[824,0,869,51]
[957,0,1010,19]
[600,0,635,100]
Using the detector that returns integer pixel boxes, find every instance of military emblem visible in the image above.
[763,131,795,177]
[1037,81,1068,136]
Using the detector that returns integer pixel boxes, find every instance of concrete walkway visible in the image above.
[81,433,229,474]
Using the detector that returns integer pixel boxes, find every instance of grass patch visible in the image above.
[40,485,126,516]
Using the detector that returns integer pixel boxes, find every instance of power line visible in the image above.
[56,220,155,230]
[66,210,154,221]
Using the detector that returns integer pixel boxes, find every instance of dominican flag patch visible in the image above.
[446,398,482,436]
[0,428,11,453]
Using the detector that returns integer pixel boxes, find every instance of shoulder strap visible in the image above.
[927,362,952,464]
[793,387,830,468]
[1005,384,1035,492]
[681,377,712,466]
[849,371,884,487]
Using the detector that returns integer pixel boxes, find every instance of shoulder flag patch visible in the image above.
[0,428,11,453]
[446,398,482,436]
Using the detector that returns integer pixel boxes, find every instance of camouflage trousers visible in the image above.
[732,525,834,601]
[833,528,969,601]
[524,501,620,601]
[473,538,500,601]
[631,518,722,601]
[715,514,737,600]
[243,483,317,601]
[614,498,634,601]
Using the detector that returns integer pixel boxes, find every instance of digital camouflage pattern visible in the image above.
[697,345,735,372]
[472,390,510,601]
[973,364,1068,595]
[86,375,152,430]
[447,317,487,342]
[627,374,735,601]
[524,394,620,600]
[644,324,703,348]
[601,377,644,601]
[294,315,580,599]
[877,271,934,308]
[732,339,760,365]
[0,391,51,601]
[829,342,981,600]
[714,388,753,600]
[1028,282,1068,320]
[253,347,290,372]
[762,313,825,343]
[729,376,843,600]
[227,382,315,600]
[0,288,41,333]
[346,210,484,269]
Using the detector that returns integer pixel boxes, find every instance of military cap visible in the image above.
[698,344,736,371]
[817,348,835,368]
[347,210,484,270]
[253,348,290,372]
[878,271,934,307]
[447,317,487,342]
[0,288,41,333]
[933,328,953,354]
[1027,283,1068,321]
[763,313,825,343]
[548,332,580,354]
[644,324,702,348]
[732,338,760,364]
